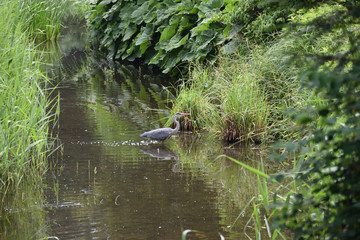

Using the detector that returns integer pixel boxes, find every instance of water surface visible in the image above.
[1,21,276,240]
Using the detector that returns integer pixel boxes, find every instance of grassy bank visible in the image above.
[20,0,69,41]
[201,2,360,239]
[169,3,349,144]
[0,0,67,197]
[170,39,311,142]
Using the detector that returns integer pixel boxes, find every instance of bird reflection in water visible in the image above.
[139,145,182,173]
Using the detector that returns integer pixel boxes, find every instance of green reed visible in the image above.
[226,152,313,239]
[170,48,272,142]
[0,0,60,194]
[226,155,288,239]
[168,65,221,132]
[19,0,70,40]
[220,73,269,143]
[170,35,317,143]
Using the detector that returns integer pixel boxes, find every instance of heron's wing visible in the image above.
[140,128,173,140]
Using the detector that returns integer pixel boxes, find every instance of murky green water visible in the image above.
[0,21,278,240]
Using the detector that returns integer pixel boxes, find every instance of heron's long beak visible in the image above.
[182,113,190,116]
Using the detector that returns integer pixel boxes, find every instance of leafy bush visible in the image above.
[271,0,360,238]
[86,0,291,73]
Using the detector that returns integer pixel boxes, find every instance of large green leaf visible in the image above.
[160,33,189,52]
[126,47,141,61]
[192,29,216,52]
[191,19,211,36]
[159,23,178,42]
[135,24,154,46]
[198,0,223,18]
[123,23,138,41]
[149,49,165,64]
[88,0,253,73]
[100,35,112,48]
[177,0,196,13]
[99,0,117,5]
[121,41,136,60]
[161,48,184,73]
[205,0,224,10]
[178,48,196,61]
[119,4,137,21]
[131,2,149,25]
[115,41,128,59]
[144,10,157,23]
[116,21,128,38]
[140,40,151,54]
[178,15,195,32]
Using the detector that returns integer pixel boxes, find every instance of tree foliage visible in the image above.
[272,0,360,238]
[86,0,290,73]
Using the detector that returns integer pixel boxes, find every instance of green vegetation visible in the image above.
[169,41,309,142]
[20,0,70,41]
[87,1,360,237]
[0,0,356,238]
[86,0,291,73]
[169,2,348,142]
[272,1,360,238]
[169,53,271,142]
[0,0,66,198]
[86,0,314,142]
[221,1,360,239]
[0,178,49,239]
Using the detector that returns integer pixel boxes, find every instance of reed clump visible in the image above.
[171,68,221,132]
[0,0,60,195]
[221,74,269,142]
[170,41,303,142]
[21,0,70,41]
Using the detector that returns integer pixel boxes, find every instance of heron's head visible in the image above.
[174,112,190,118]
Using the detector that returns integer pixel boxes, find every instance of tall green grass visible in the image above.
[219,59,269,142]
[170,39,314,142]
[20,0,70,41]
[226,155,291,239]
[0,0,60,196]
[169,66,221,132]
[170,43,293,142]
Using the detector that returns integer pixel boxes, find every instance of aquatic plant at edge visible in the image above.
[0,0,60,196]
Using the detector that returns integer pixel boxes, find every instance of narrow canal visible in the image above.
[1,20,276,240]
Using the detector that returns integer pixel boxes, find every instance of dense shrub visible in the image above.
[272,0,360,238]
[86,0,290,73]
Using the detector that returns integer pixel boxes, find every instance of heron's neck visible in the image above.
[173,116,180,133]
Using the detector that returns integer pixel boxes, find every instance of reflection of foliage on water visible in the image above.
[42,24,280,238]
[0,178,49,239]
[75,59,174,140]
[44,36,177,142]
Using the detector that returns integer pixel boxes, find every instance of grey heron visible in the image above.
[140,112,190,141]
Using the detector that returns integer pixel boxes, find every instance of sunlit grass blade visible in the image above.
[231,196,255,227]
[253,202,261,240]
[224,155,269,179]
[264,214,271,238]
